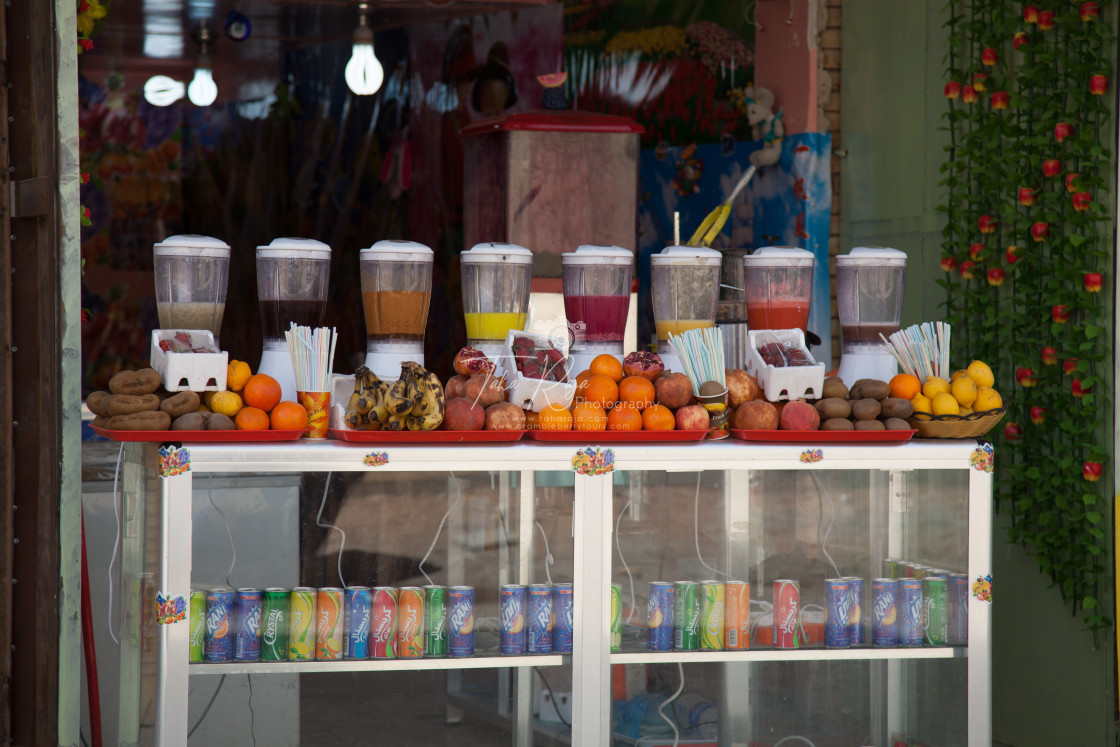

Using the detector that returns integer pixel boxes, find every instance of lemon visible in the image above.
[210,390,243,417]
[911,393,933,420]
[959,406,974,416]
[974,387,1003,412]
[932,392,960,416]
[227,360,252,392]
[949,369,969,382]
[197,403,211,413]
[204,390,217,409]
[922,376,950,400]
[950,376,978,407]
[967,360,995,388]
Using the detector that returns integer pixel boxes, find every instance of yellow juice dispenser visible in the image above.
[650,245,722,373]
[461,242,533,359]
[360,240,434,381]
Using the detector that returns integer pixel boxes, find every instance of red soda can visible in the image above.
[315,588,344,661]
[371,586,399,659]
[773,579,800,649]
[397,587,425,659]
[724,581,750,650]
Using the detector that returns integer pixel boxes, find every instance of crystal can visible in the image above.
[898,578,924,647]
[188,591,205,664]
[673,581,700,651]
[843,577,865,645]
[343,586,371,660]
[610,584,622,653]
[287,587,318,661]
[871,578,899,647]
[499,584,528,655]
[260,588,289,662]
[424,585,448,658]
[371,586,398,659]
[315,588,344,661]
[448,586,475,657]
[646,582,675,652]
[552,583,574,654]
[527,584,553,655]
[948,573,969,645]
[824,579,852,649]
[699,581,725,651]
[234,588,263,662]
[204,588,235,663]
[397,587,425,659]
[923,576,948,646]
[724,581,750,650]
[773,580,800,649]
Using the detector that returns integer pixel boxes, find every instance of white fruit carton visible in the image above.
[150,329,228,392]
[744,328,825,401]
[498,329,577,412]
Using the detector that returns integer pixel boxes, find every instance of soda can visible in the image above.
[724,581,750,650]
[552,583,574,654]
[610,584,622,653]
[882,558,899,579]
[948,573,969,645]
[824,579,851,649]
[898,578,924,647]
[699,581,724,651]
[646,582,675,652]
[260,588,289,662]
[527,584,554,655]
[673,581,700,651]
[448,586,475,657]
[234,588,263,662]
[844,577,865,645]
[287,587,318,661]
[343,586,371,660]
[910,564,927,580]
[189,591,205,663]
[397,587,425,658]
[316,588,344,661]
[499,584,528,655]
[204,588,235,663]
[773,580,800,649]
[871,578,899,647]
[923,576,948,646]
[371,587,398,659]
[424,585,448,658]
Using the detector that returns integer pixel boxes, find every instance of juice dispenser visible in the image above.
[360,240,434,381]
[835,247,908,388]
[650,245,722,374]
[461,242,533,359]
[256,238,332,402]
[742,246,815,331]
[562,245,633,374]
[153,234,231,342]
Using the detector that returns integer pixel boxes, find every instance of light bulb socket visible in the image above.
[353,24,373,45]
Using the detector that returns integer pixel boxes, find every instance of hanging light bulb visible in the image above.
[344,4,383,96]
[187,25,218,107]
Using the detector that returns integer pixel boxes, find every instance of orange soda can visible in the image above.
[397,587,425,658]
[724,581,750,650]
[315,588,344,660]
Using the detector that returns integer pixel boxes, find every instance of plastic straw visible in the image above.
[286,324,338,392]
[879,322,951,382]
[668,327,725,395]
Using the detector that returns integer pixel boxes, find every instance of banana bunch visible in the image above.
[383,361,445,431]
[343,366,390,430]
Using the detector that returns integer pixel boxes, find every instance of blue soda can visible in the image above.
[823,579,851,649]
[898,578,924,647]
[344,586,372,659]
[500,585,527,655]
[448,586,475,658]
[552,583,574,654]
[948,573,969,644]
[872,578,899,647]
[646,582,675,652]
[234,588,263,662]
[205,588,235,662]
[843,577,865,645]
[527,584,553,655]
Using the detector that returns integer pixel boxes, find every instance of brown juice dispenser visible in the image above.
[650,245,722,374]
[835,247,908,388]
[461,242,533,359]
[153,234,231,343]
[360,240,434,380]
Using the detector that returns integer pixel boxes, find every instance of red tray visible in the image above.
[328,428,526,443]
[91,426,305,443]
[730,428,917,443]
[525,429,709,443]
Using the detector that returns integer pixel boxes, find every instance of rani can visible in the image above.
[371,587,398,659]
[287,587,318,661]
[448,586,475,658]
[424,585,448,658]
[234,588,263,662]
[948,573,969,645]
[528,584,553,655]
[673,581,700,651]
[724,581,750,650]
[261,588,289,662]
[552,584,574,654]
[699,581,725,651]
[843,577,865,645]
[398,587,426,659]
[898,578,924,647]
[204,588,235,663]
[500,584,528,656]
[923,576,948,646]
[188,591,205,664]
[315,588,344,661]
[343,586,371,660]
[647,582,675,652]
[610,584,622,653]
[773,580,800,649]
[871,578,899,647]
[824,579,852,649]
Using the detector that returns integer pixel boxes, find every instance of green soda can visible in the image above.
[260,588,290,662]
[188,591,205,663]
[288,587,318,661]
[424,585,448,658]
[699,581,725,651]
[610,585,622,652]
[923,576,948,646]
[673,581,700,651]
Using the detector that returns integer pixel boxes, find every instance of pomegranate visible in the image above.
[444,398,485,431]
[465,371,508,408]
[445,374,468,399]
[622,351,665,382]
[453,346,495,377]
[725,369,761,407]
[654,371,693,410]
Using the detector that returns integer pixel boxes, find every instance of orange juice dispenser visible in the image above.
[742,247,815,331]
[360,240,434,380]
[650,246,722,373]
[153,234,231,343]
[562,245,633,374]
[461,242,533,359]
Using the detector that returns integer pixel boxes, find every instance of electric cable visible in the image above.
[207,475,236,588]
[615,498,637,623]
[693,472,729,579]
[654,662,686,747]
[107,442,124,645]
[247,674,257,747]
[774,736,818,747]
[314,472,347,588]
[535,521,554,585]
[534,666,571,727]
[419,471,461,586]
[187,675,226,738]
[809,472,842,578]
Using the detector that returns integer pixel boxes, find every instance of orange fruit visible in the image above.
[243,373,282,412]
[235,406,271,431]
[589,353,624,383]
[889,373,921,401]
[227,360,252,392]
[607,405,643,431]
[270,400,309,431]
[572,401,607,431]
[539,403,573,431]
[618,376,655,410]
[641,403,675,431]
[581,374,619,409]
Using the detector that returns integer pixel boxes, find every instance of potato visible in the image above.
[107,411,171,431]
[161,391,201,419]
[850,378,890,401]
[883,417,913,431]
[821,376,849,400]
[86,390,110,416]
[814,397,852,420]
[108,368,162,396]
[171,412,206,431]
[853,419,886,431]
[850,398,882,421]
[207,413,236,430]
[103,393,161,416]
[880,397,915,420]
[820,417,855,431]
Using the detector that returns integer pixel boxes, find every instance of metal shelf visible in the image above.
[190,654,568,675]
[612,646,967,665]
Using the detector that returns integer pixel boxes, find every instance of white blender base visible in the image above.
[836,351,898,390]
[259,348,298,404]
[658,349,686,377]
[364,348,425,382]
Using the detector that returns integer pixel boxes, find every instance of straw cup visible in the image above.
[297,391,331,438]
[697,385,730,440]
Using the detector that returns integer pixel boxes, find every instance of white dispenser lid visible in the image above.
[836,246,908,266]
[154,234,231,257]
[359,240,435,262]
[562,245,633,265]
[256,237,332,259]
[744,246,815,267]
[461,242,533,265]
[650,245,722,266]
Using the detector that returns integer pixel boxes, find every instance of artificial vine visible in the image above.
[940,0,1113,630]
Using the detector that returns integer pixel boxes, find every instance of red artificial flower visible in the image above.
[1073,192,1092,212]
[1084,272,1103,292]
[1029,406,1047,424]
[1037,10,1055,29]
[960,261,977,280]
[978,215,997,234]
[1043,159,1062,177]
[1014,32,1030,51]
[1018,186,1036,206]
[981,47,999,66]
[1023,4,1040,23]
[991,91,1010,110]
[972,73,989,92]
[944,81,962,99]
[1090,75,1108,95]
[1041,347,1058,366]
[78,0,89,11]
[1016,366,1038,387]
[1072,378,1090,397]
[987,268,1006,286]
[81,205,91,219]
[1083,461,1103,482]
[78,38,93,52]
[941,257,958,272]
[1054,122,1074,143]
[1066,173,1081,192]
[970,242,985,260]
[962,85,979,104]
[1051,304,1070,323]
[1031,222,1050,241]
[1081,1,1100,22]
[1006,245,1022,265]
[1004,422,1023,441]
[1064,357,1079,375]
[81,172,90,184]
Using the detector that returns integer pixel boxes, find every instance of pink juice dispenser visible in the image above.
[835,247,908,388]
[562,245,633,374]
[742,247,815,331]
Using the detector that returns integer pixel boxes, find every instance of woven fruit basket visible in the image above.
[907,408,1005,439]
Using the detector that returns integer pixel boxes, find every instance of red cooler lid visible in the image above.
[461,110,644,137]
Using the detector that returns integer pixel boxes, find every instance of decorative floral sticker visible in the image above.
[158,445,191,478]
[156,592,187,625]
[972,574,993,603]
[572,447,614,476]
[970,443,994,472]
[799,448,823,464]
[363,451,388,467]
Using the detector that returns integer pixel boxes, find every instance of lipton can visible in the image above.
[673,581,700,651]
[315,587,344,661]
[189,591,206,663]
[424,585,448,658]
[234,588,263,662]
[948,573,969,645]
[773,580,800,649]
[824,579,852,649]
[260,588,289,662]
[552,583,574,654]
[699,581,724,651]
[872,578,899,647]
[204,588,235,663]
[647,582,675,652]
[448,586,475,657]
[371,586,398,659]
[528,584,554,655]
[500,584,528,655]
[843,577,865,645]
[723,581,750,650]
[343,586,371,660]
[898,578,924,647]
[287,587,318,661]
[397,587,425,658]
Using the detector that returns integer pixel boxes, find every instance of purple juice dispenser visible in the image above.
[562,245,633,374]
